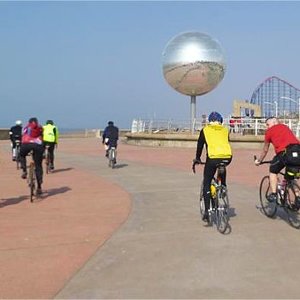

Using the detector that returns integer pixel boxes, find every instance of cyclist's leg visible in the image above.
[104,138,109,157]
[111,141,117,163]
[219,157,232,186]
[11,140,17,160]
[203,159,217,217]
[48,142,55,168]
[33,144,44,192]
[19,144,31,178]
[270,154,284,192]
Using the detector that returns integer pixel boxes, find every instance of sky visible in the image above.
[1,1,300,129]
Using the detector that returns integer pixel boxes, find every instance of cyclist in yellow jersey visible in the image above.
[193,111,232,222]
[43,120,59,170]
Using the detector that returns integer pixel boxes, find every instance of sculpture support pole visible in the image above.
[191,95,196,134]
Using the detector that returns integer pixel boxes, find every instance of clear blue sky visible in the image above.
[1,1,300,129]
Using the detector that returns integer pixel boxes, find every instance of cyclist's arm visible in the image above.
[257,141,270,163]
[195,129,205,160]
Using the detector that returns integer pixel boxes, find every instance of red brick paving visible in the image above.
[0,139,131,299]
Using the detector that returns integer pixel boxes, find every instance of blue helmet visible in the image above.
[208,111,223,123]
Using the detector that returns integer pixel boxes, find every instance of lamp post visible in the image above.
[280,96,300,123]
[265,101,278,117]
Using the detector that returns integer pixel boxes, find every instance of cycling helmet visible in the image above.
[108,121,114,126]
[15,120,22,126]
[208,111,223,123]
[29,117,38,124]
[46,120,54,125]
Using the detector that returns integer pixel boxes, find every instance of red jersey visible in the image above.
[265,123,299,154]
[22,121,43,145]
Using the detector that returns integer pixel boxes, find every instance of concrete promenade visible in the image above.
[1,138,300,299]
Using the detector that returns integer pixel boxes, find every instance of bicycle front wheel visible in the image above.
[284,181,300,229]
[259,175,277,218]
[215,193,229,234]
[199,181,205,217]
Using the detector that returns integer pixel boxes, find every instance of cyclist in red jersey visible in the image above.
[19,117,44,195]
[255,117,300,203]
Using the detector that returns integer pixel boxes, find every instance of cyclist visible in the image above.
[102,121,119,159]
[192,111,232,222]
[9,120,22,161]
[19,117,44,195]
[255,116,300,205]
[43,120,59,170]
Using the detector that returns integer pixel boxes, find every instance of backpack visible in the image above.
[284,144,300,166]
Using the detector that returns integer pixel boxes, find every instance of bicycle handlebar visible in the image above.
[253,155,272,165]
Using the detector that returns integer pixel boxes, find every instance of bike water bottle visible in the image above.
[210,181,217,199]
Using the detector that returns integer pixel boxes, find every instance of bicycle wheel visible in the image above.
[284,181,300,229]
[44,148,50,174]
[16,146,20,170]
[215,192,229,234]
[111,149,116,169]
[108,149,112,167]
[259,175,277,218]
[29,164,35,202]
[199,181,205,217]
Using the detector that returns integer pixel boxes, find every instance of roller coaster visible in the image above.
[250,76,300,118]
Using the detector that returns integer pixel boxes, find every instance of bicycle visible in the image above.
[15,140,21,170]
[108,146,117,169]
[255,155,300,229]
[193,160,230,234]
[27,151,38,202]
[44,144,51,174]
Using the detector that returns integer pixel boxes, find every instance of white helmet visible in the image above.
[15,120,22,125]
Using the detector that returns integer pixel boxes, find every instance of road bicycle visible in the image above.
[256,156,300,229]
[15,140,21,170]
[44,144,52,174]
[27,151,38,202]
[108,146,117,169]
[193,160,230,234]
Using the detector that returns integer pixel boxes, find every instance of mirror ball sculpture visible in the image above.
[162,31,226,132]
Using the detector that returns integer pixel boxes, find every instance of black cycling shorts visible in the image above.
[270,152,285,174]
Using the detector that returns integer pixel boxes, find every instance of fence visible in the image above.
[131,118,300,137]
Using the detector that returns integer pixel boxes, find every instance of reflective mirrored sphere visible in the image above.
[162,32,226,96]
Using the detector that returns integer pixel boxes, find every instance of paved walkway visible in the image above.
[1,138,300,299]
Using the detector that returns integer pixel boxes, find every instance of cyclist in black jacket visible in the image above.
[9,120,22,161]
[102,121,119,158]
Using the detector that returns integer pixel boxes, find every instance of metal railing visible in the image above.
[131,118,300,137]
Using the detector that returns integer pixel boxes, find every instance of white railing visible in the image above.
[131,118,300,137]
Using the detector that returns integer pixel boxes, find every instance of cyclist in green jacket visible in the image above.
[43,120,59,171]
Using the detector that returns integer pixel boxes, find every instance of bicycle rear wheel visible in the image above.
[259,175,277,218]
[29,164,35,202]
[108,148,116,169]
[215,193,229,234]
[284,181,300,229]
[16,147,21,170]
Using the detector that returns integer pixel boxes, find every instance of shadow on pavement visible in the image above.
[51,167,74,174]
[113,163,128,169]
[42,186,72,198]
[0,195,29,207]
